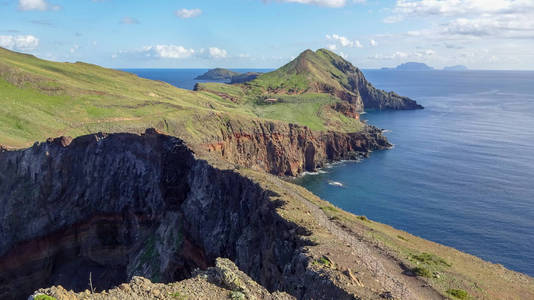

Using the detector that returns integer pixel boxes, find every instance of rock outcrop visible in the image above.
[30,258,294,300]
[0,130,377,300]
[230,72,262,84]
[246,49,423,111]
[194,68,239,80]
[200,120,390,176]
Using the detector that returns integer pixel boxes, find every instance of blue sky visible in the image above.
[1,0,534,69]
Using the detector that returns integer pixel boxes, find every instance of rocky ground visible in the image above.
[30,258,293,300]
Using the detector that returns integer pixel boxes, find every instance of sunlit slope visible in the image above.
[197,49,422,113]
[0,47,363,148]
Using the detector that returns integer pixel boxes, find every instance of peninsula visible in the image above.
[0,47,532,300]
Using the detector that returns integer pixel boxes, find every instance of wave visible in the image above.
[328,180,344,187]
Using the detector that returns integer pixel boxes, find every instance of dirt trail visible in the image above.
[284,183,444,300]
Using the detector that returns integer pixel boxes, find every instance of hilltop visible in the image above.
[197,49,423,111]
[1,47,533,300]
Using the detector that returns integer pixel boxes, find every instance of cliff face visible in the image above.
[198,120,390,176]
[247,49,423,111]
[0,130,368,300]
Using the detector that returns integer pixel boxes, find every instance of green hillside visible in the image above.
[0,47,361,148]
[197,49,423,111]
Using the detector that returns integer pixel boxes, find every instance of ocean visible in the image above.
[121,68,272,90]
[124,68,534,277]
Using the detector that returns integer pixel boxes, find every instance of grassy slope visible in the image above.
[283,182,534,300]
[0,47,361,148]
[2,47,533,298]
[195,49,369,132]
[246,48,353,93]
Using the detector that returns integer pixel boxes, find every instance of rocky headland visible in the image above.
[1,46,533,300]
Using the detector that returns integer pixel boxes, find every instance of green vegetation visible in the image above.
[412,266,432,278]
[314,255,333,268]
[397,235,408,241]
[229,291,245,299]
[246,49,355,94]
[321,205,339,213]
[411,252,451,267]
[33,295,57,300]
[170,291,188,300]
[447,289,469,299]
[0,47,363,148]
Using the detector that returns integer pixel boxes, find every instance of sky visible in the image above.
[1,0,534,69]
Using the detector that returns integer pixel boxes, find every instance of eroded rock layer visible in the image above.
[200,120,390,176]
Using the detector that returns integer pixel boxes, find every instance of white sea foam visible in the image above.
[328,180,344,187]
[300,169,327,176]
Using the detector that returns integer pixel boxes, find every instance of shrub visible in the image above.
[34,295,57,300]
[170,292,187,300]
[397,235,408,241]
[314,256,332,267]
[411,252,451,267]
[412,266,431,278]
[229,291,245,299]
[447,289,469,300]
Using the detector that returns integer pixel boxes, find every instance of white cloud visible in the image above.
[370,39,377,46]
[142,45,195,59]
[264,0,366,7]
[175,8,202,19]
[0,35,39,51]
[327,44,337,50]
[208,47,228,59]
[18,0,60,11]
[121,45,230,60]
[443,15,534,39]
[393,0,534,17]
[326,34,363,48]
[386,0,534,39]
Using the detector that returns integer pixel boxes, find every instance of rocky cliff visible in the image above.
[197,120,390,176]
[0,130,395,300]
[246,49,423,111]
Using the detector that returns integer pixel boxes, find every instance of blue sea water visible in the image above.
[121,68,272,90]
[296,70,534,277]
[123,68,534,276]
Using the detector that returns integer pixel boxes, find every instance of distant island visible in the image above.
[443,65,468,71]
[382,62,434,71]
[195,68,262,83]
[382,62,469,71]
[194,68,239,80]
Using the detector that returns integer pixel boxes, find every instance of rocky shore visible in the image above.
[199,120,390,176]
